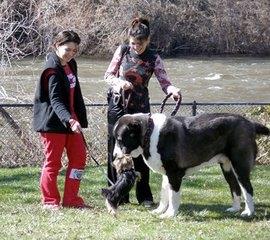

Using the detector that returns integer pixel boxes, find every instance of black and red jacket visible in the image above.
[33,52,88,133]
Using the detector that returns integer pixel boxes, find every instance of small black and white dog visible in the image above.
[113,112,269,218]
[101,155,140,216]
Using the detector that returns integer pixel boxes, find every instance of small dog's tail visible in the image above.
[254,122,270,136]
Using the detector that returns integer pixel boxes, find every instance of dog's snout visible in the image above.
[122,147,127,154]
[113,144,124,158]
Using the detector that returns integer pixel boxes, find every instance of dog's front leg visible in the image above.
[159,187,180,218]
[151,175,169,215]
[159,173,182,218]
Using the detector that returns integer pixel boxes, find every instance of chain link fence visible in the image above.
[0,102,269,167]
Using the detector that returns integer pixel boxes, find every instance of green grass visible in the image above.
[0,165,269,240]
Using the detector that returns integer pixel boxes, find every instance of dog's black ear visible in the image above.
[127,121,142,134]
[128,119,140,127]
[133,117,150,146]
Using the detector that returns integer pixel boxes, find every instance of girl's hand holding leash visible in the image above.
[167,85,181,101]
[69,118,82,133]
[172,90,181,101]
[120,80,133,91]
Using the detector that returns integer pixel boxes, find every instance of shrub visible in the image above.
[1,0,269,63]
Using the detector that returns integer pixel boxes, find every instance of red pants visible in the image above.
[40,132,86,207]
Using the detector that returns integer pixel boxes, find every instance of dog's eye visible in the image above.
[130,133,135,138]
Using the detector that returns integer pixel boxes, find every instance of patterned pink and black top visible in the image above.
[105,44,174,113]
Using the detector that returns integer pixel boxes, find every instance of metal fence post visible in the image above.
[192,100,197,116]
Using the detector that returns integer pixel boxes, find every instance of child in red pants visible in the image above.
[33,30,88,209]
[40,132,86,208]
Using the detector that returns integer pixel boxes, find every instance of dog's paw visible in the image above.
[151,208,161,215]
[108,208,117,216]
[151,204,168,215]
[226,206,241,213]
[240,209,254,217]
[105,199,117,216]
[159,209,177,218]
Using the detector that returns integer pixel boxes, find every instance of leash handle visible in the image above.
[160,92,182,116]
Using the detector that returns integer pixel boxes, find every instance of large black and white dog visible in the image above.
[113,112,269,218]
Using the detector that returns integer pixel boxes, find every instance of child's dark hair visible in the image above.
[128,18,150,41]
[52,30,81,49]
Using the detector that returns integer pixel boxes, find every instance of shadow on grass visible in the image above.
[0,171,39,194]
[0,171,39,183]
[177,202,270,221]
[114,201,270,223]
[0,170,41,204]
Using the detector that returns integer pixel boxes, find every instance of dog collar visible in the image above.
[143,116,154,159]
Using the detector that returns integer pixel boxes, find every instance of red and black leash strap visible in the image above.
[160,93,172,114]
[121,89,132,114]
[160,92,182,116]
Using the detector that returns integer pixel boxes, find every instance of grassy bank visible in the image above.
[0,165,269,239]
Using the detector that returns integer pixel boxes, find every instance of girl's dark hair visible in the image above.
[52,30,81,49]
[128,18,150,40]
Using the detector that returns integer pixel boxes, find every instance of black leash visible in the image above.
[160,92,182,116]
[81,131,114,185]
[121,89,132,114]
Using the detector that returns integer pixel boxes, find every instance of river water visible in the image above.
[1,56,269,104]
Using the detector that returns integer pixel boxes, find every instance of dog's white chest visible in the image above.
[143,114,166,175]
